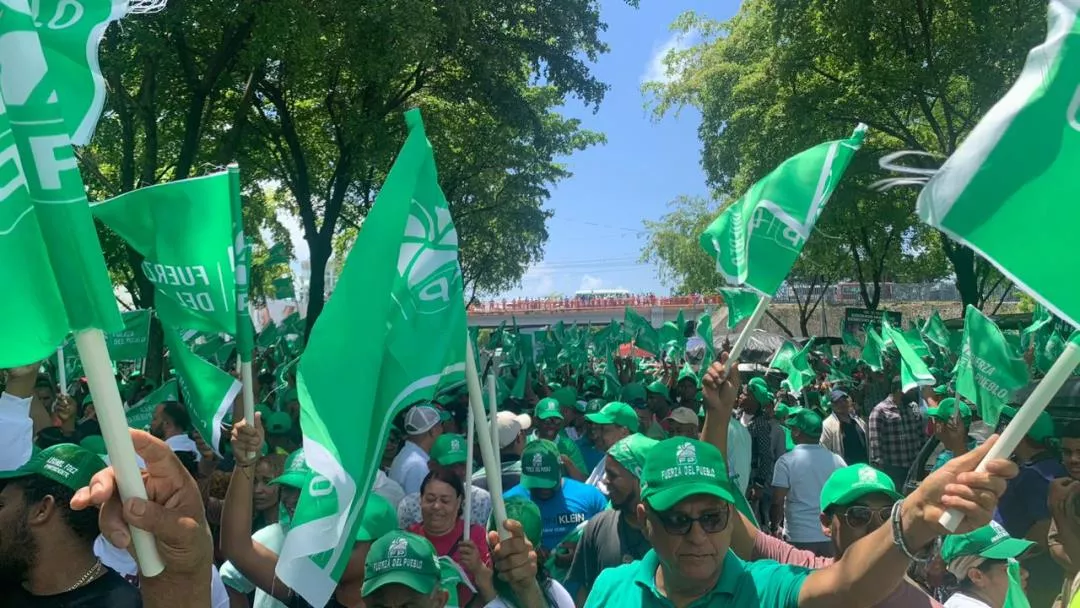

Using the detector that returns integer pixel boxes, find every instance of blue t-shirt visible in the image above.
[994,454,1068,537]
[577,437,605,473]
[504,478,607,551]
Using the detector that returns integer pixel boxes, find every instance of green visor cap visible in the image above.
[535,398,564,421]
[520,439,562,490]
[641,438,735,512]
[430,433,468,466]
[551,386,577,408]
[362,531,442,597]
[585,402,640,432]
[646,381,670,397]
[747,377,773,404]
[784,408,823,437]
[608,434,659,479]
[270,448,311,488]
[620,382,647,406]
[927,398,972,423]
[819,464,902,513]
[355,494,398,542]
[940,521,1037,563]
[0,443,105,491]
[1001,406,1056,443]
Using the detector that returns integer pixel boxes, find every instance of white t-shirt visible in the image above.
[944,592,992,608]
[585,456,608,496]
[727,421,752,496]
[94,535,229,608]
[0,392,33,471]
[165,433,201,462]
[374,469,406,506]
[771,444,847,543]
[219,523,289,608]
[484,579,575,608]
[388,440,430,495]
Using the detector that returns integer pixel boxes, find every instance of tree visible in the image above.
[647,0,1044,308]
[640,195,722,295]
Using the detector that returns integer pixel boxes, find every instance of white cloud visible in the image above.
[517,262,556,297]
[579,274,605,292]
[641,30,698,85]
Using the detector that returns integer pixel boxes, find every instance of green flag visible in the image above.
[1004,558,1031,608]
[273,277,295,300]
[276,109,467,606]
[282,311,304,335]
[229,167,254,368]
[624,307,660,356]
[265,242,290,266]
[697,313,714,362]
[882,324,935,392]
[0,1,124,367]
[126,379,179,431]
[842,327,861,348]
[1037,330,1067,375]
[91,172,237,335]
[922,311,952,350]
[1022,304,1054,353]
[915,3,1080,329]
[105,310,152,361]
[861,328,885,372]
[719,288,762,330]
[257,322,280,349]
[953,305,1029,427]
[165,329,241,453]
[700,125,866,296]
[770,342,814,394]
[902,328,931,359]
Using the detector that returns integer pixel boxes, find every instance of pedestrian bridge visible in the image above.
[467,295,730,328]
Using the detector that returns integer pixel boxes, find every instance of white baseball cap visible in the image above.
[404,405,442,435]
[496,411,532,448]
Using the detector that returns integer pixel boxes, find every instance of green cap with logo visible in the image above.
[747,377,773,405]
[646,380,670,397]
[265,411,293,435]
[584,398,606,415]
[1001,406,1056,443]
[535,398,563,421]
[819,464,902,513]
[551,386,577,409]
[79,435,107,456]
[355,494,399,542]
[784,408,823,437]
[430,433,468,466]
[620,382,647,407]
[927,398,972,423]
[640,438,735,511]
[608,434,659,479]
[940,521,1036,564]
[521,439,562,490]
[585,401,640,432]
[270,448,311,489]
[493,497,543,548]
[362,531,442,597]
[0,443,105,491]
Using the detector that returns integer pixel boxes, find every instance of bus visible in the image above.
[573,289,631,302]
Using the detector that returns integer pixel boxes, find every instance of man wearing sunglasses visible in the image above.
[588,356,1016,608]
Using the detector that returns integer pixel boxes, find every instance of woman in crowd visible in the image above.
[407,469,495,605]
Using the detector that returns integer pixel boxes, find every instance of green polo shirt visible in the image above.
[584,549,809,608]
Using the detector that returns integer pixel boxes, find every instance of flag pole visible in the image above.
[227,165,256,428]
[939,336,1080,532]
[56,346,68,396]
[75,329,164,575]
[486,373,502,474]
[466,335,509,538]
[725,296,772,370]
[463,406,474,542]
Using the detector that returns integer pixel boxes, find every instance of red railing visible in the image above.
[468,294,724,314]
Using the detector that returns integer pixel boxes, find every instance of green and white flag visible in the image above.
[697,313,714,362]
[276,109,467,606]
[624,307,660,356]
[915,1,1080,330]
[719,288,761,330]
[105,310,152,361]
[165,329,240,454]
[265,242,290,266]
[125,379,179,431]
[0,0,124,367]
[882,324,935,391]
[953,305,1029,426]
[861,328,885,372]
[272,277,295,300]
[922,311,953,350]
[91,172,237,335]
[700,125,866,296]
[769,342,814,394]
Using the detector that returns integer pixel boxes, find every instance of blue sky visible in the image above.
[494,0,742,300]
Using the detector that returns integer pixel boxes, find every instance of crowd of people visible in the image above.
[2,326,1078,608]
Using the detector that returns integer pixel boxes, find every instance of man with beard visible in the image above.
[0,443,142,606]
[583,402,639,495]
[567,434,657,605]
[150,400,200,461]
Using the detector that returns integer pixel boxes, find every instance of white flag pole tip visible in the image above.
[465,337,509,538]
[939,339,1080,532]
[724,296,772,371]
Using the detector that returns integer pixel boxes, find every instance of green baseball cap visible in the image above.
[585,398,606,414]
[255,404,274,420]
[551,386,577,408]
[494,497,543,548]
[355,494,398,542]
[640,438,736,512]
[521,439,562,490]
[0,443,105,491]
[940,521,1036,566]
[430,433,468,466]
[362,531,442,597]
[608,434,659,479]
[79,435,107,456]
[784,408,823,437]
[265,411,293,435]
[270,448,311,488]
[1001,406,1056,443]
[585,402,640,432]
[677,364,699,387]
[620,383,647,407]
[927,398,972,423]
[773,403,792,418]
[747,377,773,404]
[535,398,564,421]
[435,406,452,423]
[819,464,903,513]
[646,381,670,397]
[933,384,950,396]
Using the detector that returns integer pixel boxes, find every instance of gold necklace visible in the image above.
[63,559,103,593]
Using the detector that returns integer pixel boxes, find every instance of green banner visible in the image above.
[105,309,151,361]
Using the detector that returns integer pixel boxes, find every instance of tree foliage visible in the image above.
[640,195,722,295]
[646,0,1045,309]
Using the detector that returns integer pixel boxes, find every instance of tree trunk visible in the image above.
[304,235,332,339]
[944,240,980,309]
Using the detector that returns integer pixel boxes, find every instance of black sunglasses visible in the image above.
[647,504,730,536]
[838,504,894,529]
